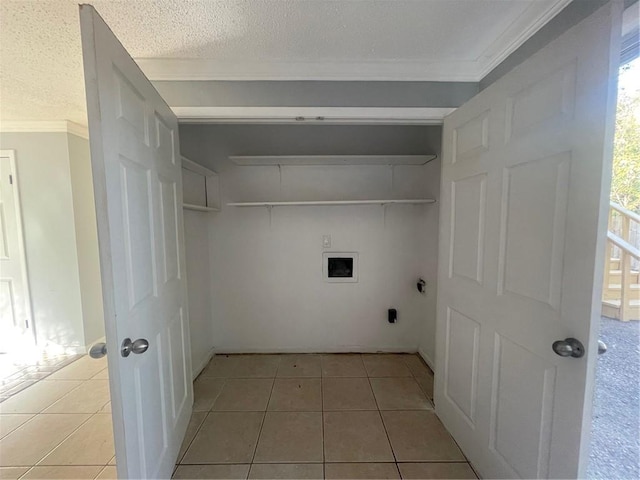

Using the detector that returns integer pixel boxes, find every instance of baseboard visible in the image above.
[40,343,88,355]
[418,347,435,371]
[70,346,89,355]
[213,346,419,354]
[192,347,216,380]
[70,337,107,356]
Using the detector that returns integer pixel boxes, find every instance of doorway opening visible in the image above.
[588,55,640,480]
[0,151,34,356]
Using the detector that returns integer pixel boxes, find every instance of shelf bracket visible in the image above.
[383,203,388,227]
[390,165,395,192]
[267,204,273,227]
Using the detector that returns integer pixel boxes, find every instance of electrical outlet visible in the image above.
[322,235,331,248]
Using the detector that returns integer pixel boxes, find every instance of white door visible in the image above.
[434,2,621,479]
[79,5,193,479]
[0,151,33,353]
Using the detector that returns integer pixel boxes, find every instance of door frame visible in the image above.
[0,149,35,347]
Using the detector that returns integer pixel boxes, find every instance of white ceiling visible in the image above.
[0,0,570,125]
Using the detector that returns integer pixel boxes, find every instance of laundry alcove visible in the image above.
[179,123,442,376]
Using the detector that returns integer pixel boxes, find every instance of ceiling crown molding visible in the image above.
[138,58,481,82]
[172,106,455,124]
[137,0,571,83]
[476,0,572,79]
[0,121,89,139]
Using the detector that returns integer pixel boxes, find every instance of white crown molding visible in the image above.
[137,58,482,82]
[173,106,455,124]
[65,121,90,139]
[0,120,89,139]
[137,1,570,83]
[476,0,573,79]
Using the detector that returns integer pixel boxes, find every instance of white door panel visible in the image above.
[0,152,33,352]
[80,6,192,479]
[435,2,621,478]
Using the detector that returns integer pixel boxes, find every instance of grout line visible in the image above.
[395,461,402,479]
[366,373,399,465]
[95,464,114,480]
[248,376,275,464]
[16,466,33,480]
[320,369,325,465]
[12,462,114,467]
[27,407,100,468]
[0,412,38,440]
[468,461,481,479]
[179,375,230,465]
[205,376,228,414]
[177,409,209,464]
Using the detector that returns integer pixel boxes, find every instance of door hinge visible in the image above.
[9,174,13,185]
[25,319,29,329]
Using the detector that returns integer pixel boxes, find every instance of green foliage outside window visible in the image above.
[611,64,640,213]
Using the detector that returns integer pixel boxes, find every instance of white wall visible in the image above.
[184,210,214,375]
[180,125,440,358]
[68,133,105,347]
[0,131,104,352]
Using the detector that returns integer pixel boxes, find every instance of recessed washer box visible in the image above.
[323,252,358,283]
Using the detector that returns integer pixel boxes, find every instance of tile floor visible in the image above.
[175,353,478,479]
[0,355,115,480]
[0,353,477,480]
[0,352,82,402]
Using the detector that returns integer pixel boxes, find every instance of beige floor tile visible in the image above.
[268,379,321,411]
[254,412,323,463]
[323,411,394,463]
[199,355,236,378]
[369,378,431,410]
[193,377,226,411]
[0,380,83,414]
[414,373,434,401]
[321,355,366,377]
[46,356,107,381]
[90,368,109,380]
[0,414,34,439]
[0,380,37,398]
[381,411,464,462]
[182,412,263,464]
[39,414,114,466]
[0,467,29,479]
[402,355,432,377]
[229,355,281,378]
[21,465,103,479]
[322,378,377,411]
[173,464,249,479]
[43,380,110,414]
[397,462,477,479]
[249,463,323,479]
[95,466,117,480]
[325,463,400,479]
[276,355,321,378]
[362,355,412,377]
[177,411,207,462]
[0,413,90,466]
[212,379,273,411]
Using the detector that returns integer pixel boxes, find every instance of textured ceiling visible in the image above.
[0,0,568,125]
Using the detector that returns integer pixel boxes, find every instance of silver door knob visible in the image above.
[121,338,150,357]
[598,340,607,355]
[89,343,107,359]
[552,337,585,358]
